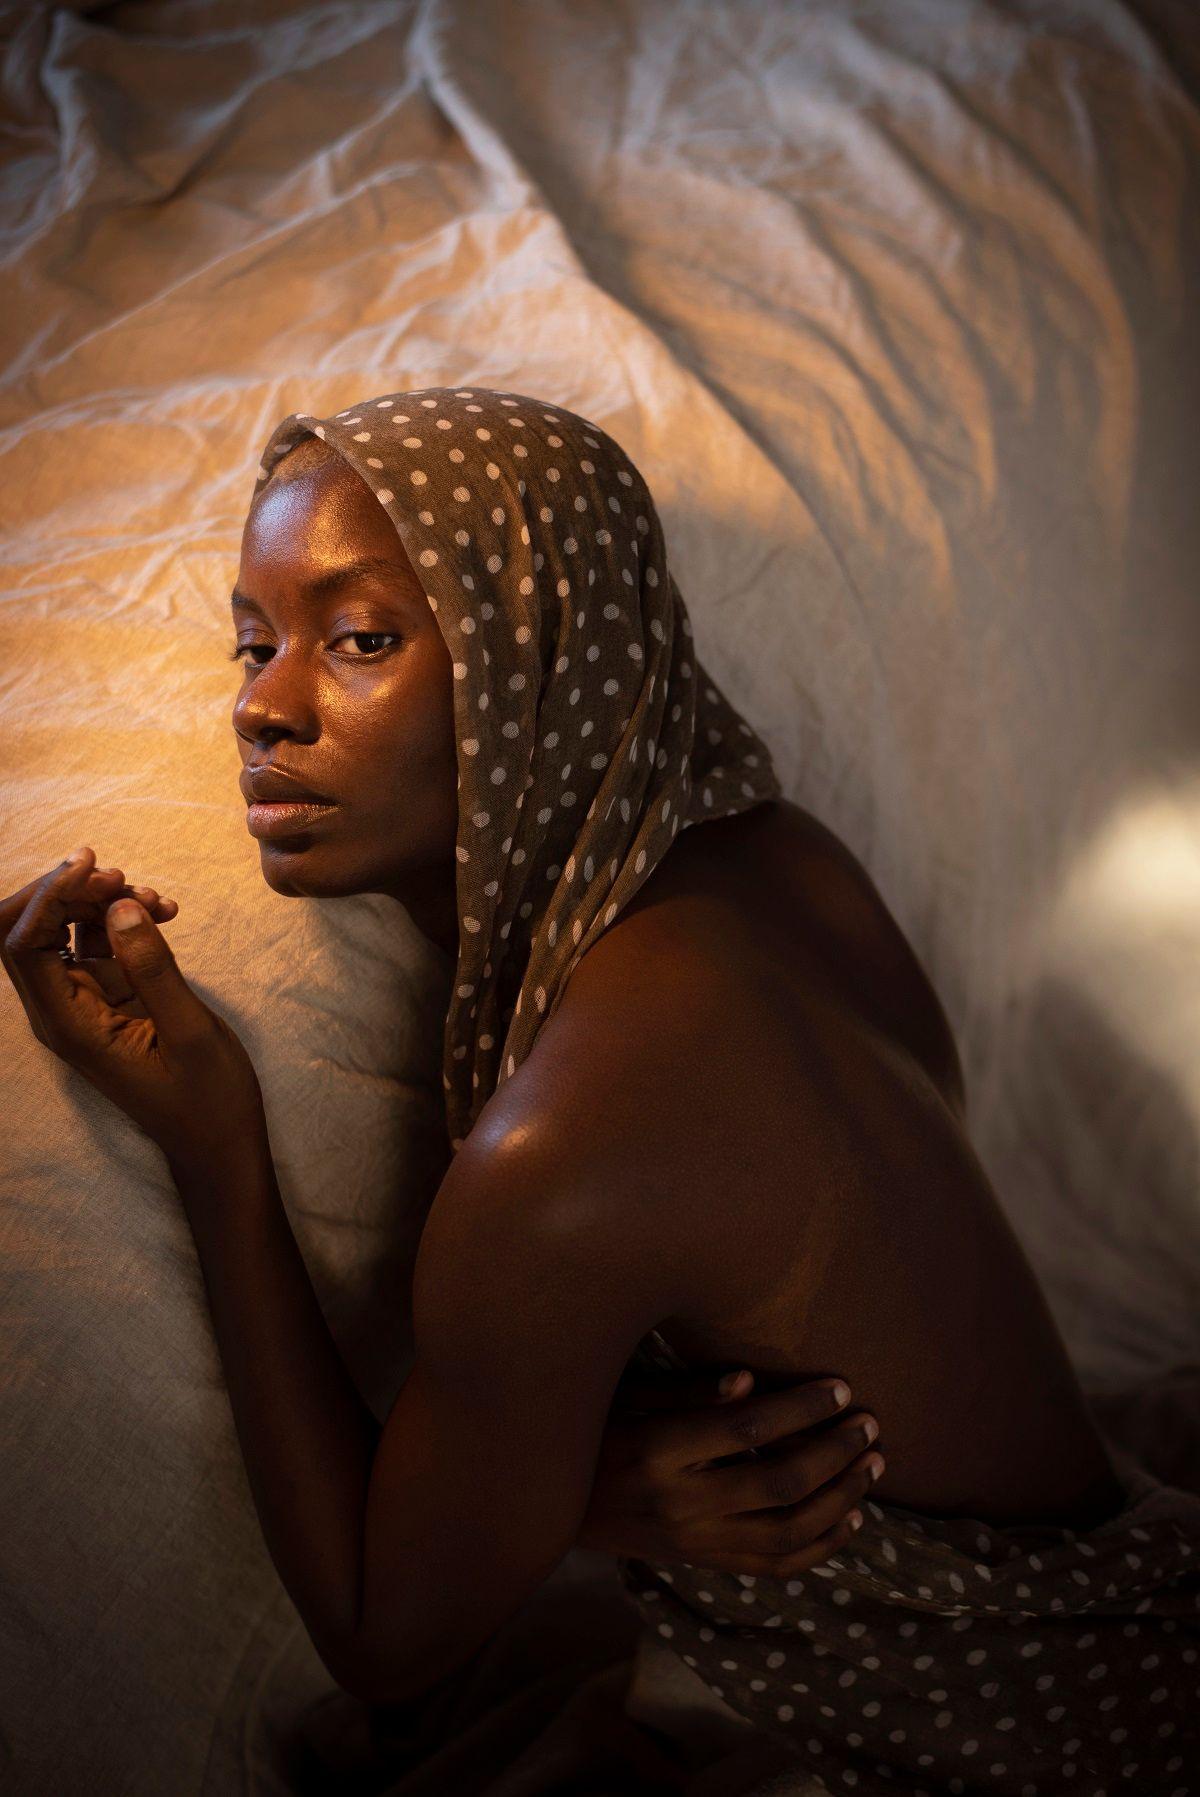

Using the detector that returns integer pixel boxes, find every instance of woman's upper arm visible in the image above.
[345,1122,670,1703]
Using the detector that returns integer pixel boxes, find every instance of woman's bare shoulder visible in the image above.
[449,976,710,1321]
[461,880,751,1257]
[478,943,726,1176]
[461,792,964,1229]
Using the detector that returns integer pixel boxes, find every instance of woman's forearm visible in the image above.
[170,1130,382,1676]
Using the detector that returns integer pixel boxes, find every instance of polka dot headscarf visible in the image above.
[253,387,783,1154]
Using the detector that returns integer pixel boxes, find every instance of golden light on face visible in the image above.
[230,438,460,943]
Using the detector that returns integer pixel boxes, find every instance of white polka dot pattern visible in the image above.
[618,1446,1200,1793]
[253,387,783,1153]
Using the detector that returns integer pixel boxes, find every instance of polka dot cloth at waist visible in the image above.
[618,1453,1200,1795]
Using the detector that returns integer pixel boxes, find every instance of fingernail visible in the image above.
[849,1510,864,1530]
[65,847,89,866]
[719,1371,752,1397]
[109,900,143,930]
[831,1381,851,1407]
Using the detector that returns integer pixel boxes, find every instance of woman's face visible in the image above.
[231,439,460,942]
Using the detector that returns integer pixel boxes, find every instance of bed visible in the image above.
[2,1,1198,1791]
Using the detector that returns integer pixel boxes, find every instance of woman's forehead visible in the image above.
[242,466,425,599]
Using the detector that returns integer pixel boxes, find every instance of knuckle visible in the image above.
[803,1386,841,1425]
[783,1444,826,1498]
[838,1450,871,1483]
[729,1407,766,1450]
[834,1429,861,1463]
[762,1465,796,1508]
[124,947,170,978]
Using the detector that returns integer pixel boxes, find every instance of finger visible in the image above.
[76,867,176,918]
[0,855,80,939]
[103,896,207,1044]
[1,851,174,1042]
[71,954,139,1010]
[3,848,103,1045]
[703,1411,880,1517]
[74,888,177,960]
[0,854,170,950]
[644,1378,854,1472]
[721,1453,880,1567]
[681,1450,880,1573]
[686,1501,868,1581]
[616,1369,754,1413]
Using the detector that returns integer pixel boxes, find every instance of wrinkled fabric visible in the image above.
[4,0,1200,1793]
[256,387,783,1152]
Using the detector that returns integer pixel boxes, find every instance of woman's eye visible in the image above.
[227,632,402,666]
[335,631,403,659]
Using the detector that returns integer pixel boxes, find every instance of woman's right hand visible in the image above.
[578,1371,884,1577]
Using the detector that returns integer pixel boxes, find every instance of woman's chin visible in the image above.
[255,849,373,902]
[256,845,329,895]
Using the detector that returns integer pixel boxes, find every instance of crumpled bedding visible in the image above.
[2,1,1199,1793]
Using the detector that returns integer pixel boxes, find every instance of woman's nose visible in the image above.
[232,664,314,737]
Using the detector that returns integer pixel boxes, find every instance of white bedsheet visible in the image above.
[2,1,1198,1792]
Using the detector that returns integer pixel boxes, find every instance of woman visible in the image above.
[5,386,1196,1796]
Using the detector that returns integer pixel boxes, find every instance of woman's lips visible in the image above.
[246,800,338,841]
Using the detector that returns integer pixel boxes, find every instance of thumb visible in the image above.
[106,898,206,1040]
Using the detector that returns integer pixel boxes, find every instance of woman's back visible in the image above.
[546,798,1127,1530]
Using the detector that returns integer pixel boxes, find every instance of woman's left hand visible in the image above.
[2,845,265,1173]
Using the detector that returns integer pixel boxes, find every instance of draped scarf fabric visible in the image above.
[254,387,783,1153]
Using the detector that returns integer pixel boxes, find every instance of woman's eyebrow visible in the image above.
[230,555,413,615]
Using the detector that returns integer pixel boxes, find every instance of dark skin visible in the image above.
[0,441,880,1719]
[231,435,463,962]
[230,435,879,1575]
[223,438,1127,1707]
[6,436,1126,1713]
[539,797,1129,1533]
